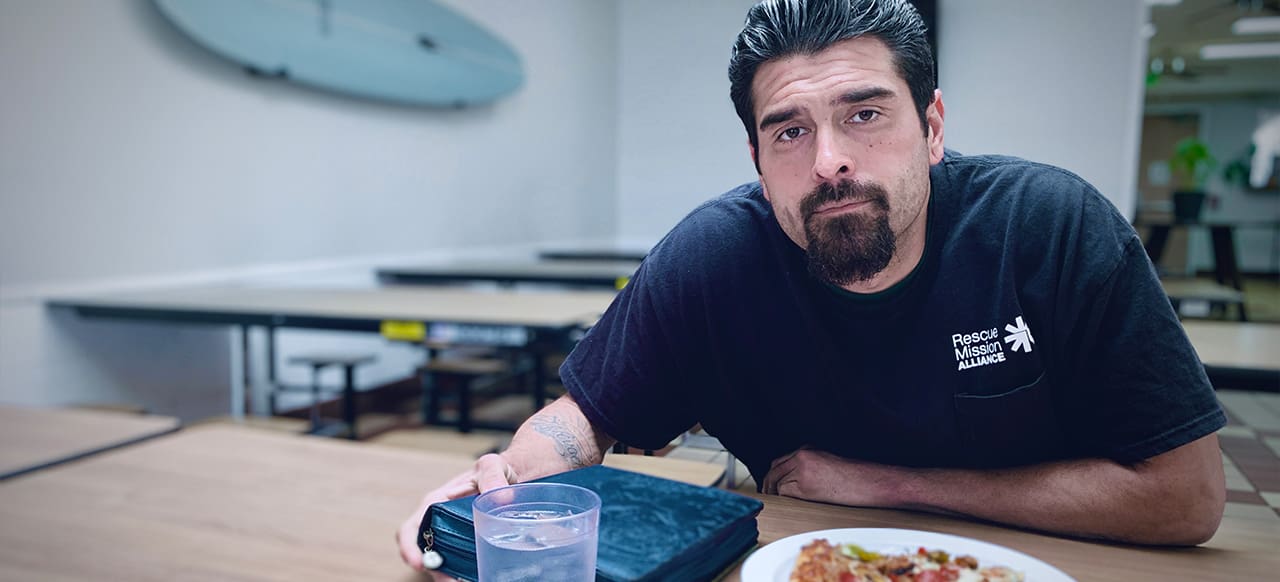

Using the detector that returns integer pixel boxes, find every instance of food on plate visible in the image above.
[789,539,1024,582]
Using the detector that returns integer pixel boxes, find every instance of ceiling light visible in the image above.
[1142,23,1157,39]
[1201,41,1280,59]
[1232,16,1280,35]
[1144,0,1181,6]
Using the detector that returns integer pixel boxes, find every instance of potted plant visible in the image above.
[1168,137,1216,223]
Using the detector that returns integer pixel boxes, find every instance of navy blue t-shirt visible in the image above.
[561,152,1225,484]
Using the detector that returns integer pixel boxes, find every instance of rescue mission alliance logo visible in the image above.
[952,316,1035,371]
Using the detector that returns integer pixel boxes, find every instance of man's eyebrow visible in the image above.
[834,86,895,106]
[758,107,800,131]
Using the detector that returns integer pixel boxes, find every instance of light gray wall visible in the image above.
[0,0,619,417]
[614,0,1148,245]
[615,0,760,245]
[1,0,618,287]
[938,0,1147,220]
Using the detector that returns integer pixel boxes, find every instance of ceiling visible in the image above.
[1144,0,1280,103]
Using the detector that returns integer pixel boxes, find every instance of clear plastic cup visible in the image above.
[473,483,601,582]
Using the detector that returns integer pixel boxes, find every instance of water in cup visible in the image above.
[477,502,595,582]
[473,486,600,582]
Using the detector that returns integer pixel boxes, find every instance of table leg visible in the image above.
[532,348,547,411]
[1210,225,1248,321]
[230,325,250,420]
[342,364,357,440]
[458,374,472,434]
[1209,226,1244,289]
[267,325,277,386]
[1143,224,1172,268]
[421,346,440,426]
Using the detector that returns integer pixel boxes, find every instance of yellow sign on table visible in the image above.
[380,320,425,342]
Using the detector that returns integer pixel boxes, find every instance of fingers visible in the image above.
[763,449,803,495]
[437,478,481,501]
[397,512,426,571]
[399,455,519,573]
[474,453,517,492]
[776,477,801,499]
[398,470,484,572]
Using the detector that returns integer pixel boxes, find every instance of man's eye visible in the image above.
[850,110,879,123]
[779,127,808,141]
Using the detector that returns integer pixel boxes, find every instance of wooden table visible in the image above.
[723,495,1280,581]
[0,406,179,480]
[49,285,618,419]
[1140,219,1280,301]
[49,285,616,333]
[0,424,473,581]
[3,425,1276,580]
[538,247,648,263]
[1183,320,1280,391]
[1183,321,1280,372]
[602,453,726,488]
[1162,278,1245,320]
[377,259,640,290]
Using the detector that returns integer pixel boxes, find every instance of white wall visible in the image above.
[938,0,1147,219]
[1,0,618,287]
[0,0,619,418]
[613,0,1149,245]
[615,0,760,245]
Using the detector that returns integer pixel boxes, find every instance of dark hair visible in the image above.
[729,0,935,171]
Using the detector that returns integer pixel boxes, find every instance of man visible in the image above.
[399,0,1226,571]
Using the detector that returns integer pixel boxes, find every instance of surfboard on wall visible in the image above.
[153,0,524,107]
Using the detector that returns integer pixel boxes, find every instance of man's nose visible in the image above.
[812,129,852,181]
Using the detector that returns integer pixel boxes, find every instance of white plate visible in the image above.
[741,528,1075,581]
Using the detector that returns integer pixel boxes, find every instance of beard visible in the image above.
[800,180,896,286]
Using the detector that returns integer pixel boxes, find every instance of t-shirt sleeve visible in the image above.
[559,244,706,451]
[1055,233,1225,464]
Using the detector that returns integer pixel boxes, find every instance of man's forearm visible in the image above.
[499,395,616,482]
[768,435,1224,545]
[895,453,1221,545]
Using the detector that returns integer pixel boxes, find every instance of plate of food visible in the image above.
[741,528,1074,582]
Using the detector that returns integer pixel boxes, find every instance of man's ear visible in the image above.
[926,89,945,165]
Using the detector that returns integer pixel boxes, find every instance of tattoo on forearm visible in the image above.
[530,414,592,468]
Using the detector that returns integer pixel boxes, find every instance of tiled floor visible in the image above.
[1216,389,1280,520]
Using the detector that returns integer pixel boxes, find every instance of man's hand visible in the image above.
[762,448,904,507]
[395,394,615,574]
[396,453,518,576]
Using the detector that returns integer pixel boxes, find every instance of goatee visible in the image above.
[800,180,896,286]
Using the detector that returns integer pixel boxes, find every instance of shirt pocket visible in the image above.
[953,372,1066,467]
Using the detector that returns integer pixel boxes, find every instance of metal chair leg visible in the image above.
[308,364,323,431]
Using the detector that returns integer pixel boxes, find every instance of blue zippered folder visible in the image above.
[417,464,764,581]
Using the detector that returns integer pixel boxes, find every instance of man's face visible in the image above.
[750,36,944,287]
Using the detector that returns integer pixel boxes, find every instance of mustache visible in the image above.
[799,180,890,219]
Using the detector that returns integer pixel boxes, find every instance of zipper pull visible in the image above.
[421,530,443,570]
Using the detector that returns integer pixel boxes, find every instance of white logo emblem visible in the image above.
[1003,316,1035,353]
